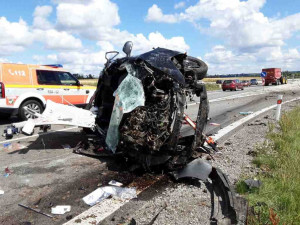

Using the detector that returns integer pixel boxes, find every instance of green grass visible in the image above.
[237,106,300,225]
[205,83,221,91]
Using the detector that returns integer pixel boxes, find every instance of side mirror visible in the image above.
[123,41,133,57]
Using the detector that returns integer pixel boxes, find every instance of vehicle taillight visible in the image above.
[0,82,5,98]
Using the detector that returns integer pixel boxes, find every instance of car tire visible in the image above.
[230,89,233,91]
[234,88,237,91]
[19,100,44,121]
[222,89,226,91]
[241,87,244,90]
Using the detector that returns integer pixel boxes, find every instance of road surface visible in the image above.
[0,81,299,225]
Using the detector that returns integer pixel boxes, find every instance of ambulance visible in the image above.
[0,63,96,120]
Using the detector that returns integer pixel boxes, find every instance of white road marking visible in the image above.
[213,96,300,140]
[65,96,300,225]
[187,90,266,106]
[0,126,78,144]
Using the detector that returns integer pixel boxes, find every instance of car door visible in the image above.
[56,71,87,105]
[36,70,63,103]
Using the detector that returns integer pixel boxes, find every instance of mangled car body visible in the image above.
[90,42,209,170]
[7,42,237,223]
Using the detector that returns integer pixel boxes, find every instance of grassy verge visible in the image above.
[237,106,300,224]
[79,79,98,86]
[205,83,221,91]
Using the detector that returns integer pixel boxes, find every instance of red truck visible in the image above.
[262,68,286,86]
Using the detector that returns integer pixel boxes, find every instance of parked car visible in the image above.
[250,79,258,85]
[0,63,96,120]
[216,80,223,84]
[241,80,250,87]
[222,79,244,91]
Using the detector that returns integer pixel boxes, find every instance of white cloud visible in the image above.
[145,0,300,53]
[56,0,120,32]
[174,2,185,9]
[34,29,82,50]
[0,17,34,55]
[204,45,300,74]
[33,5,53,30]
[0,58,10,63]
[145,4,179,23]
[1,0,189,75]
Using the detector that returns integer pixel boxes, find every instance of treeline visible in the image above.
[73,74,96,79]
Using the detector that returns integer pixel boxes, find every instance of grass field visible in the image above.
[80,78,221,91]
[80,77,262,87]
[237,106,300,224]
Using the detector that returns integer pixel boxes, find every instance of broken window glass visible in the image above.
[105,64,145,152]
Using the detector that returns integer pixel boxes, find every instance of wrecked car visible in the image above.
[87,41,209,171]
[7,41,237,223]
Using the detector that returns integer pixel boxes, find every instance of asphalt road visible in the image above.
[0,81,299,225]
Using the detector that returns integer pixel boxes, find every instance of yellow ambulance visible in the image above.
[0,63,96,120]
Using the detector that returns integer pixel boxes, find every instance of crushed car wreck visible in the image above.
[5,41,238,224]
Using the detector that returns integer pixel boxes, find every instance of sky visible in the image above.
[0,0,299,76]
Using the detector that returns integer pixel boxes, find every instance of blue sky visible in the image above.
[0,0,299,75]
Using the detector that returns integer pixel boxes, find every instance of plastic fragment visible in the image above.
[62,144,71,149]
[239,111,253,115]
[108,180,123,187]
[244,179,262,188]
[51,205,71,215]
[209,122,220,126]
[82,186,137,206]
[0,190,4,195]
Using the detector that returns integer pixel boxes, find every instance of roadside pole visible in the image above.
[275,95,283,121]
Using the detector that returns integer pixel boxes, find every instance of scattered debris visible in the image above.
[3,126,19,139]
[66,215,73,220]
[209,122,220,126]
[4,167,12,177]
[51,205,71,215]
[244,179,262,188]
[224,141,232,146]
[62,144,71,149]
[247,150,258,156]
[248,122,267,126]
[239,111,253,115]
[83,186,137,206]
[3,142,27,152]
[0,190,4,195]
[18,203,53,218]
[108,180,123,187]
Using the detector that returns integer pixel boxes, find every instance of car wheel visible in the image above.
[241,87,244,90]
[19,100,44,121]
[222,89,226,91]
[230,89,233,91]
[234,88,237,91]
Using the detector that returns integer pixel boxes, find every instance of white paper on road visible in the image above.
[0,190,4,195]
[82,186,137,206]
[51,205,71,214]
